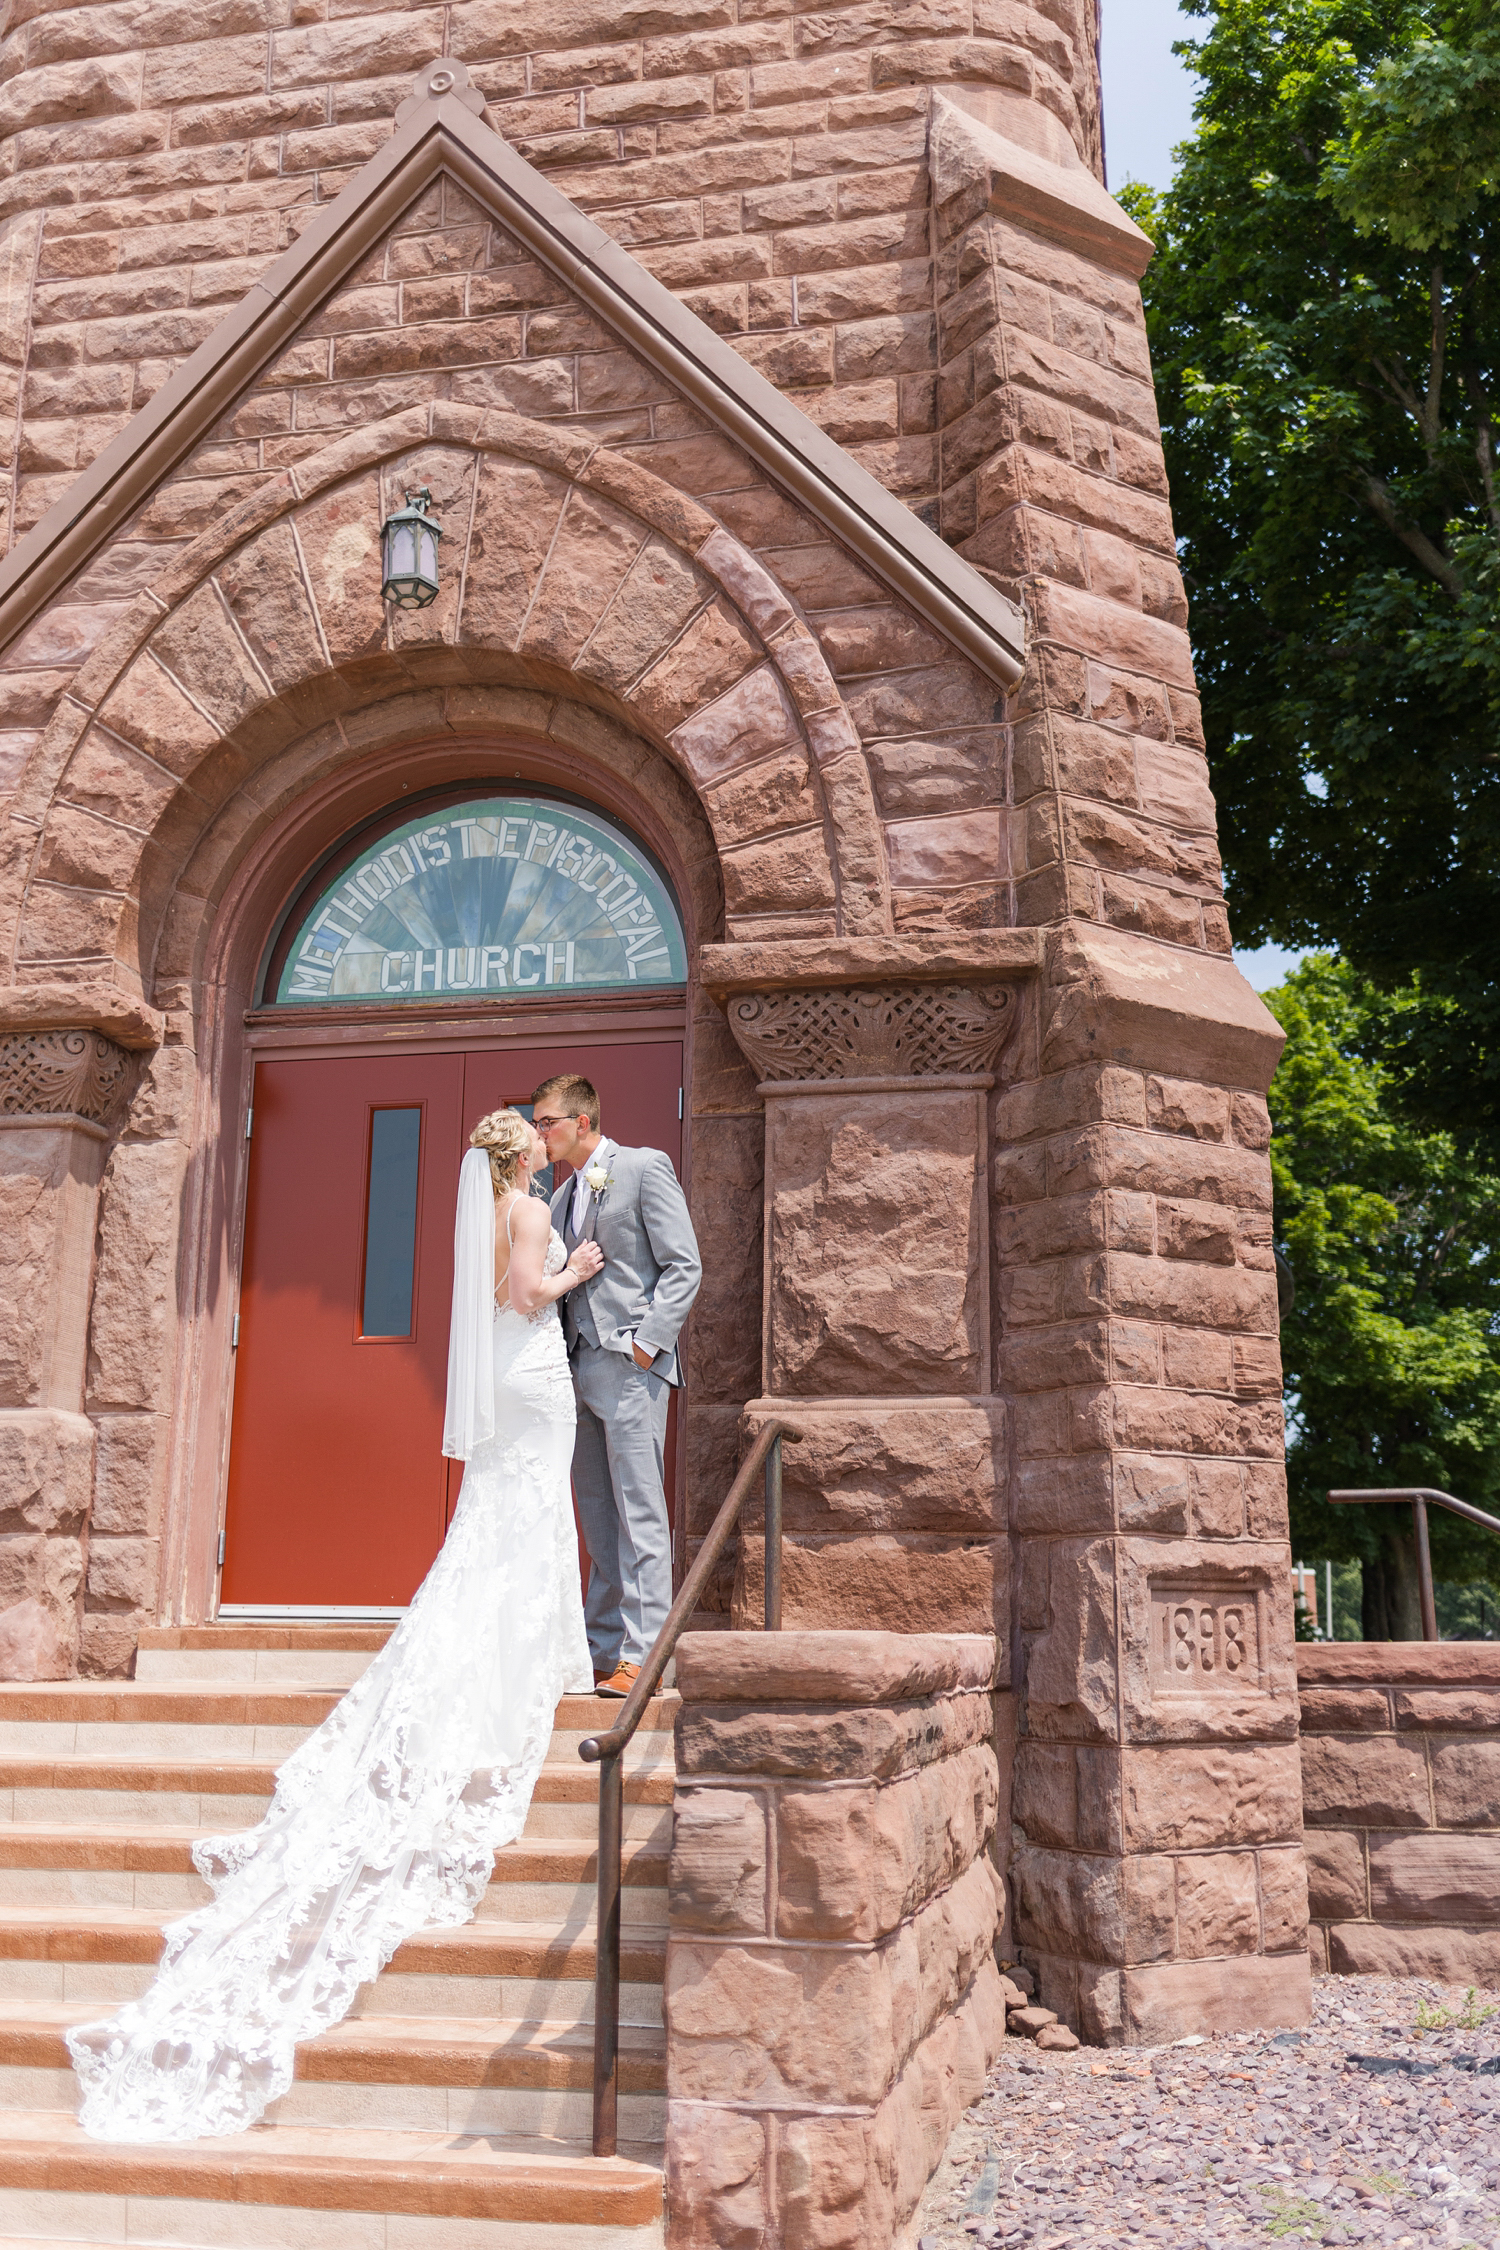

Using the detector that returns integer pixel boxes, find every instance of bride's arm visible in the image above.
[504,1196,601,1314]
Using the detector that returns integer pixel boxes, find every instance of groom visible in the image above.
[532,1074,702,1698]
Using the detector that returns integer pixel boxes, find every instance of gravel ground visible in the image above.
[910,1976,1500,2248]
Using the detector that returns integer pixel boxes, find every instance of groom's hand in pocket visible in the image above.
[631,1340,654,1369]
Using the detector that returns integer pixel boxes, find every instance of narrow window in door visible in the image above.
[361,1107,422,1338]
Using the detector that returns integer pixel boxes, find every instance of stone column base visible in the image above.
[0,1410,93,1678]
[665,1629,1006,2248]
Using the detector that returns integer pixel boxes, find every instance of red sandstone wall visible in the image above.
[0,0,1306,2061]
[1301,1644,1500,1984]
[665,1630,1007,2246]
[0,0,1099,575]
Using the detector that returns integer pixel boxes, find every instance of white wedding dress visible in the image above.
[67,1167,592,2143]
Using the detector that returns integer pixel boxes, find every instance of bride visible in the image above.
[67,1109,603,2143]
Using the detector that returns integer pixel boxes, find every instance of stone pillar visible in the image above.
[1002,925,1311,2043]
[665,1630,1006,2249]
[0,1024,130,1677]
[707,943,1028,1642]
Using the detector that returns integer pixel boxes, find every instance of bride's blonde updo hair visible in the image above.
[469,1107,533,1198]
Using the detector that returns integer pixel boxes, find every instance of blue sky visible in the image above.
[1100,0,1201,195]
[1098,1,1305,994]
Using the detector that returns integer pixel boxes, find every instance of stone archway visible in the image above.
[3,402,891,1008]
[1,402,895,1672]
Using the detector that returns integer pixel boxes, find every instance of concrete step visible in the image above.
[0,2003,667,2143]
[0,1687,677,1771]
[0,2109,663,2247]
[0,1827,670,1925]
[0,1630,675,2246]
[135,1625,393,1688]
[0,1908,668,2023]
[0,1758,674,1845]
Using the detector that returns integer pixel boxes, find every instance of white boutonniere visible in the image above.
[583,1160,613,1199]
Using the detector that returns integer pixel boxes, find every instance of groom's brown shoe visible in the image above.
[595,1662,640,1698]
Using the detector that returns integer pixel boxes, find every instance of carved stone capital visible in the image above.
[0,1028,131,1126]
[724,981,1019,1083]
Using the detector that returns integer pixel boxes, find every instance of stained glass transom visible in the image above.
[276,797,686,1004]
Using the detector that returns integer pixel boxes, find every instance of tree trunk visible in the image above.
[1361,1525,1425,1639]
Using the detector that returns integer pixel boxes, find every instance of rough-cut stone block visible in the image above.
[1328,1922,1500,1982]
[1432,1740,1500,1830]
[84,1533,158,1611]
[669,1861,996,2110]
[1367,1832,1500,1925]
[1174,1849,1259,1958]
[666,2100,767,2249]
[1023,1537,1119,1743]
[214,521,325,690]
[869,1746,999,1931]
[0,1410,93,1538]
[86,1141,187,1414]
[1300,1735,1431,1830]
[764,1086,983,1396]
[675,1685,995,1783]
[670,1786,768,1935]
[148,580,268,738]
[675,1630,996,1709]
[774,2111,878,2250]
[88,1412,164,1536]
[777,1784,877,1942]
[1121,1742,1302,1853]
[456,455,568,649]
[734,1530,1006,1640]
[671,663,798,787]
[0,1121,107,1413]
[1014,1740,1076,1849]
[1304,1828,1367,1922]
[632,596,762,739]
[292,471,388,664]
[522,487,647,665]
[740,1398,1006,1534]
[1395,1686,1500,1732]
[1012,1843,1126,1959]
[1258,1844,1309,1953]
[1298,1643,1500,1684]
[1122,1951,1310,2045]
[1297,1686,1390,1733]
[0,1588,78,1682]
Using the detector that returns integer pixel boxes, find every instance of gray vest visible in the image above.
[560,1191,601,1351]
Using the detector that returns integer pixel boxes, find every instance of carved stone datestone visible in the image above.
[726,982,1017,1082]
[0,1030,129,1126]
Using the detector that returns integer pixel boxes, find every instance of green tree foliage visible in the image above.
[1267,955,1500,1632]
[1125,0,1500,1133]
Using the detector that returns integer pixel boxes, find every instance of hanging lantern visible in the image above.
[380,486,443,609]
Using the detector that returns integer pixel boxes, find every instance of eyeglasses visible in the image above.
[532,1114,570,1130]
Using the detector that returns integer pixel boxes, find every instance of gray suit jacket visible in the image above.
[550,1145,702,1388]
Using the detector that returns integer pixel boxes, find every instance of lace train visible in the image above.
[67,1261,590,2143]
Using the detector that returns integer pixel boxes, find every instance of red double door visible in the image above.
[222,1041,682,1610]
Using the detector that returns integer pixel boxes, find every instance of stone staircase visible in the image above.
[0,1626,670,2249]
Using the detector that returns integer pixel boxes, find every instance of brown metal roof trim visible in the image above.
[0,60,1026,690]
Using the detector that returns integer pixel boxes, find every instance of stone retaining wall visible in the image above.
[1300,1643,1500,1984]
[664,1628,1006,2249]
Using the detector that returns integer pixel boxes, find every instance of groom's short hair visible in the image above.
[532,1073,599,1131]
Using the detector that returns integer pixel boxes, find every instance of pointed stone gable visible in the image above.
[0,63,1024,690]
[0,75,1041,967]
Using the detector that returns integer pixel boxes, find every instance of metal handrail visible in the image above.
[1327,1486,1500,1643]
[578,1416,803,2157]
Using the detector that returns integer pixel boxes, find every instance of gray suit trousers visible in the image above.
[570,1340,671,1669]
